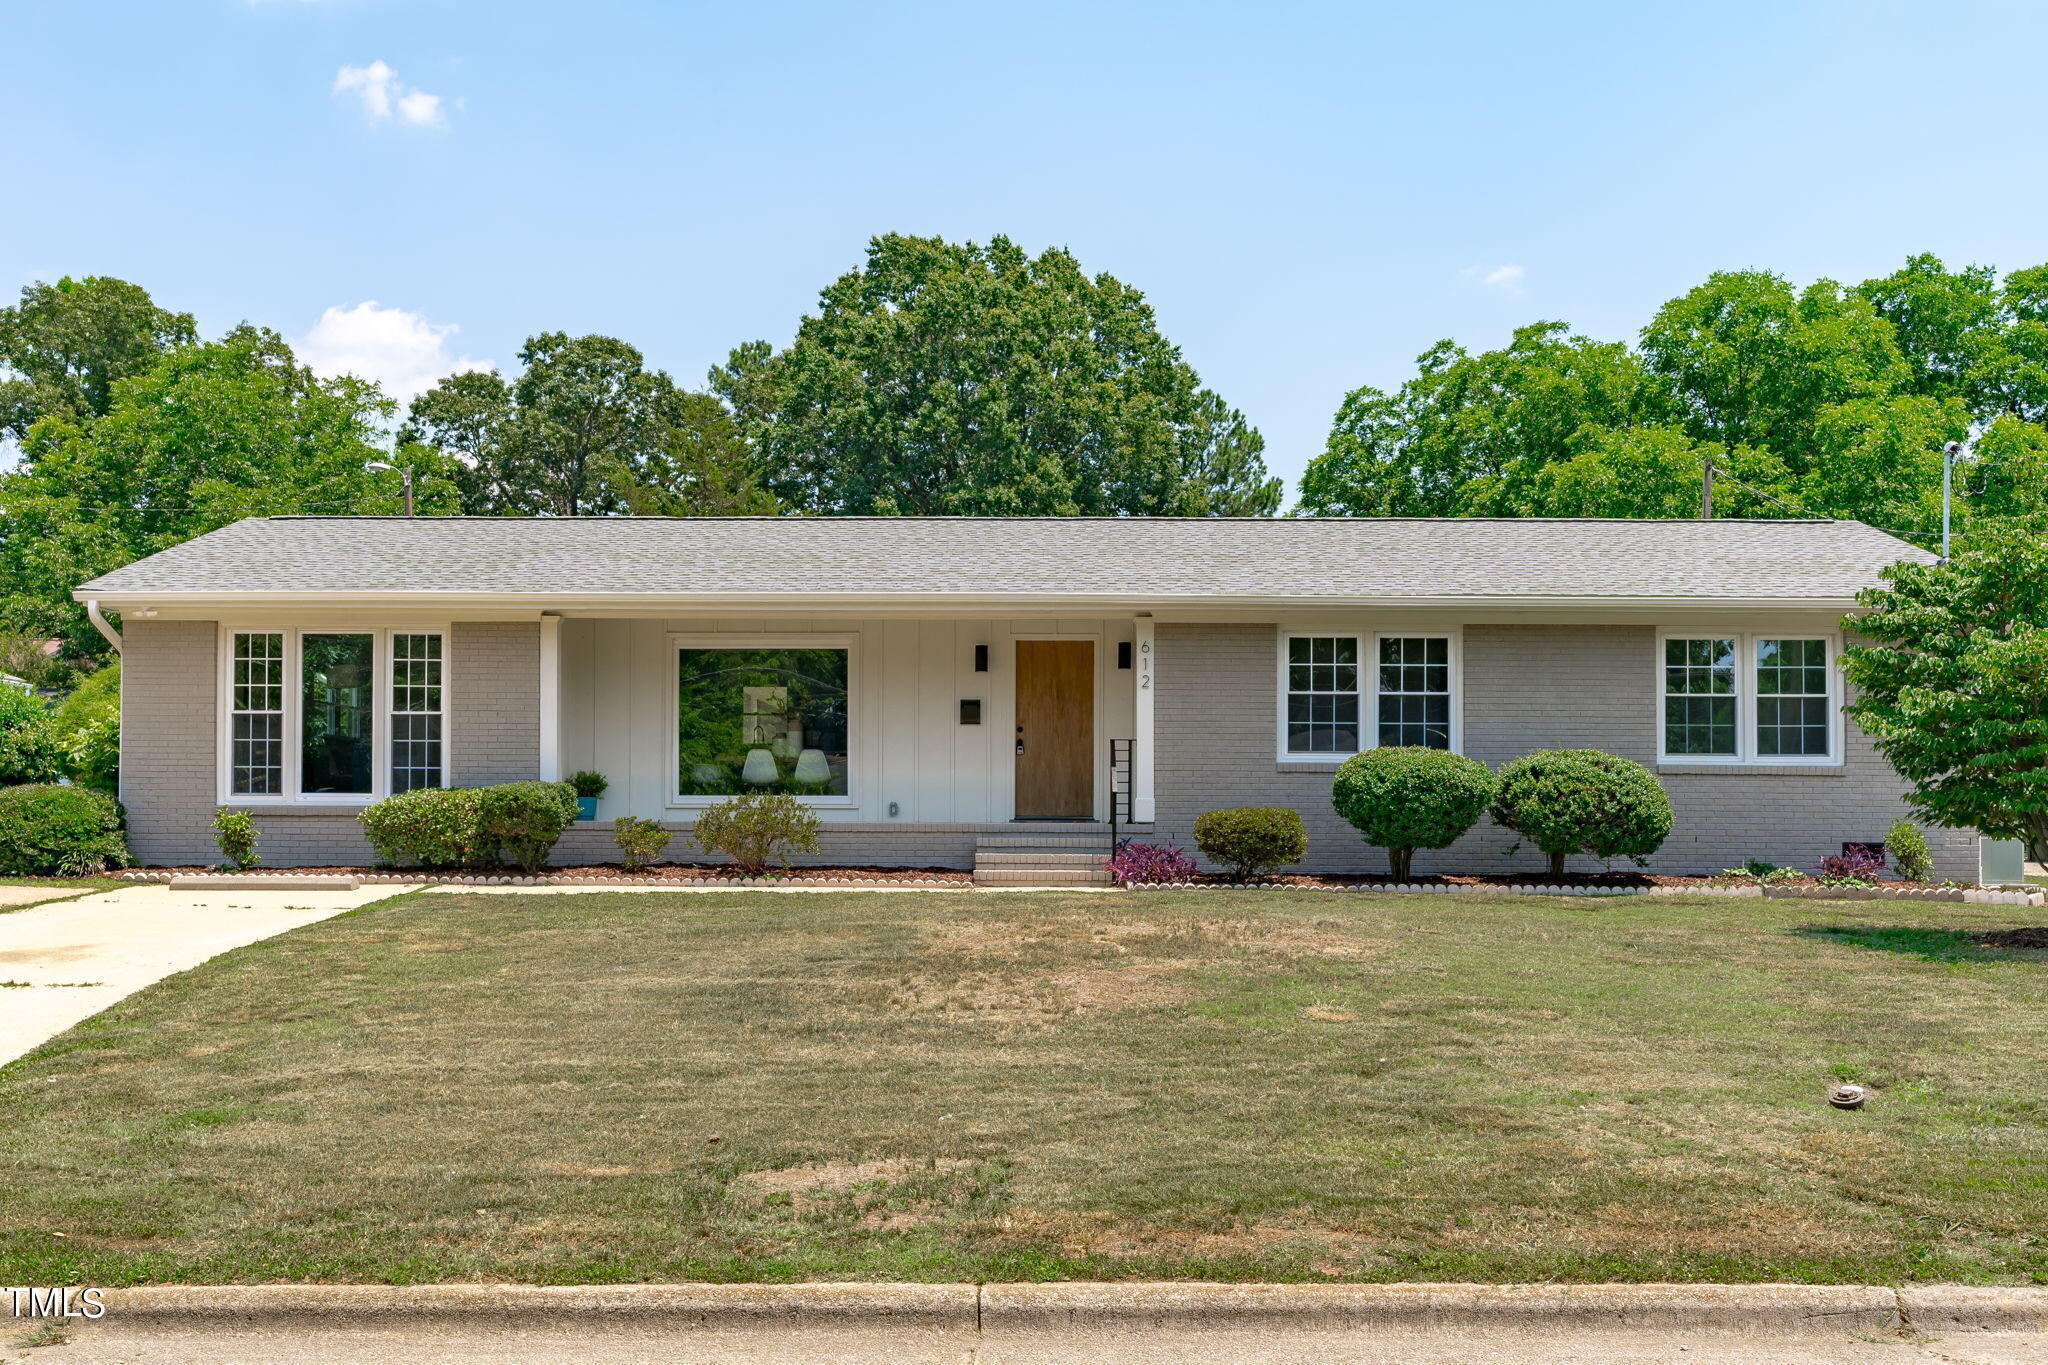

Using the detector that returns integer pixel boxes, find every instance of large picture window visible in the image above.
[1658,633,1837,764]
[676,646,850,798]
[220,628,446,801]
[1281,632,1457,758]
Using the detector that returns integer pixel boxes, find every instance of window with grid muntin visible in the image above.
[1376,636,1451,749]
[1756,638,1830,757]
[1285,635,1360,754]
[390,632,444,792]
[1663,637,1737,756]
[230,632,286,795]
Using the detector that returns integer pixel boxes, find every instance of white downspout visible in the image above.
[85,600,122,654]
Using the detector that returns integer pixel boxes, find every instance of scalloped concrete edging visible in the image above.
[121,871,973,891]
[73,1282,2048,1339]
[1764,883,2045,906]
[1121,880,1763,897]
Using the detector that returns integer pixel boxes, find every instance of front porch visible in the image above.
[546,614,1154,831]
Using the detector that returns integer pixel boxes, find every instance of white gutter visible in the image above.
[84,600,121,654]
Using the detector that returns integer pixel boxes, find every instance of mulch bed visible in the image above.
[128,864,975,884]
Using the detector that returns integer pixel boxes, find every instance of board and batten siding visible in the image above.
[556,617,1137,826]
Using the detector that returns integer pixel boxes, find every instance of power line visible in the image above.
[1706,465,1944,544]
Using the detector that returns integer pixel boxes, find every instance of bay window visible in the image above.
[222,628,446,801]
[1280,631,1458,759]
[1658,632,1838,764]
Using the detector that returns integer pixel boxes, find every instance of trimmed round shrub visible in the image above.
[213,806,259,870]
[358,786,487,868]
[1192,806,1307,881]
[475,781,580,872]
[1331,746,1494,879]
[0,784,129,876]
[693,792,822,875]
[1489,748,1672,877]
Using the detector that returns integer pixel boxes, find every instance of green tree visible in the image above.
[604,391,778,516]
[714,234,1281,516]
[1853,253,2007,410]
[1640,272,1907,472]
[1800,395,1969,533]
[404,333,695,516]
[1842,522,2048,859]
[0,326,445,663]
[1297,322,1670,516]
[1969,415,2048,520]
[1511,426,1787,519]
[0,276,196,441]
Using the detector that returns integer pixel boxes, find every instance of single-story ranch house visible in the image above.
[74,515,1982,880]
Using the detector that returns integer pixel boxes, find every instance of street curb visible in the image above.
[81,1283,2048,1338]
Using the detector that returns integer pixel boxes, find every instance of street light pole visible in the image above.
[366,461,416,516]
[1942,441,1958,561]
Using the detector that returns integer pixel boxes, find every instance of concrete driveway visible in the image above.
[0,881,418,1066]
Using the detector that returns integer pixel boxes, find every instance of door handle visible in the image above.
[1016,726,1025,756]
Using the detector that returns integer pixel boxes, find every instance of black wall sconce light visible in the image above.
[1117,641,1133,669]
[973,644,989,672]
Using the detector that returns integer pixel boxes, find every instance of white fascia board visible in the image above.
[71,589,1870,614]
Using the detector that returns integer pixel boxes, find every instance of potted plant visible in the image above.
[567,771,609,822]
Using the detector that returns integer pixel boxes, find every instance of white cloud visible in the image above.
[1463,263,1527,292]
[296,301,490,410]
[332,61,448,128]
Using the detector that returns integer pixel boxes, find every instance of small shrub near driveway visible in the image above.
[476,782,580,872]
[1331,746,1494,879]
[1489,749,1673,877]
[1886,819,1933,882]
[692,793,821,875]
[212,807,259,870]
[0,784,129,876]
[1105,841,1200,885]
[359,787,487,868]
[1192,806,1307,881]
[612,815,673,871]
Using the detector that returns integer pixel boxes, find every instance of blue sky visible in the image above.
[6,0,2047,498]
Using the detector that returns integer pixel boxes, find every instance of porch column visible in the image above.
[1133,615,1155,823]
[537,613,561,782]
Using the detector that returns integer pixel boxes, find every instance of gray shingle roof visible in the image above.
[74,516,1933,603]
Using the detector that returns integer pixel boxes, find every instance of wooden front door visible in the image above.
[1015,640,1095,819]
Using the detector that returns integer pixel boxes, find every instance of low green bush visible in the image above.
[213,807,259,870]
[612,815,673,870]
[0,686,67,786]
[692,793,821,875]
[358,787,486,868]
[0,784,129,876]
[1192,806,1307,881]
[1489,749,1672,877]
[475,781,580,872]
[1331,747,1494,879]
[1886,818,1933,882]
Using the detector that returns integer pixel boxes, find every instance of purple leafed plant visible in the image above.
[1105,840,1200,885]
[1818,846,1888,881]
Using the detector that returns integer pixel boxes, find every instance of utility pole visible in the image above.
[1942,441,1960,561]
[1701,457,1713,519]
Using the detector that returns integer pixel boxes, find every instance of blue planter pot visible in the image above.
[577,796,599,822]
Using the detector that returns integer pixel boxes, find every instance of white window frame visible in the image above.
[668,633,860,809]
[216,625,453,805]
[1654,629,1843,767]
[1275,629,1463,762]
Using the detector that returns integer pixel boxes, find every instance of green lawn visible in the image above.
[0,887,2043,1286]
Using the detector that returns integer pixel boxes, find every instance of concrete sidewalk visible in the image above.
[0,881,418,1065]
[24,1283,2048,1364]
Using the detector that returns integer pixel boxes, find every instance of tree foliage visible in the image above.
[0,325,442,662]
[1301,255,2048,533]
[715,234,1282,516]
[1842,522,2048,858]
[0,276,196,441]
[1330,746,1494,879]
[1488,749,1673,878]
